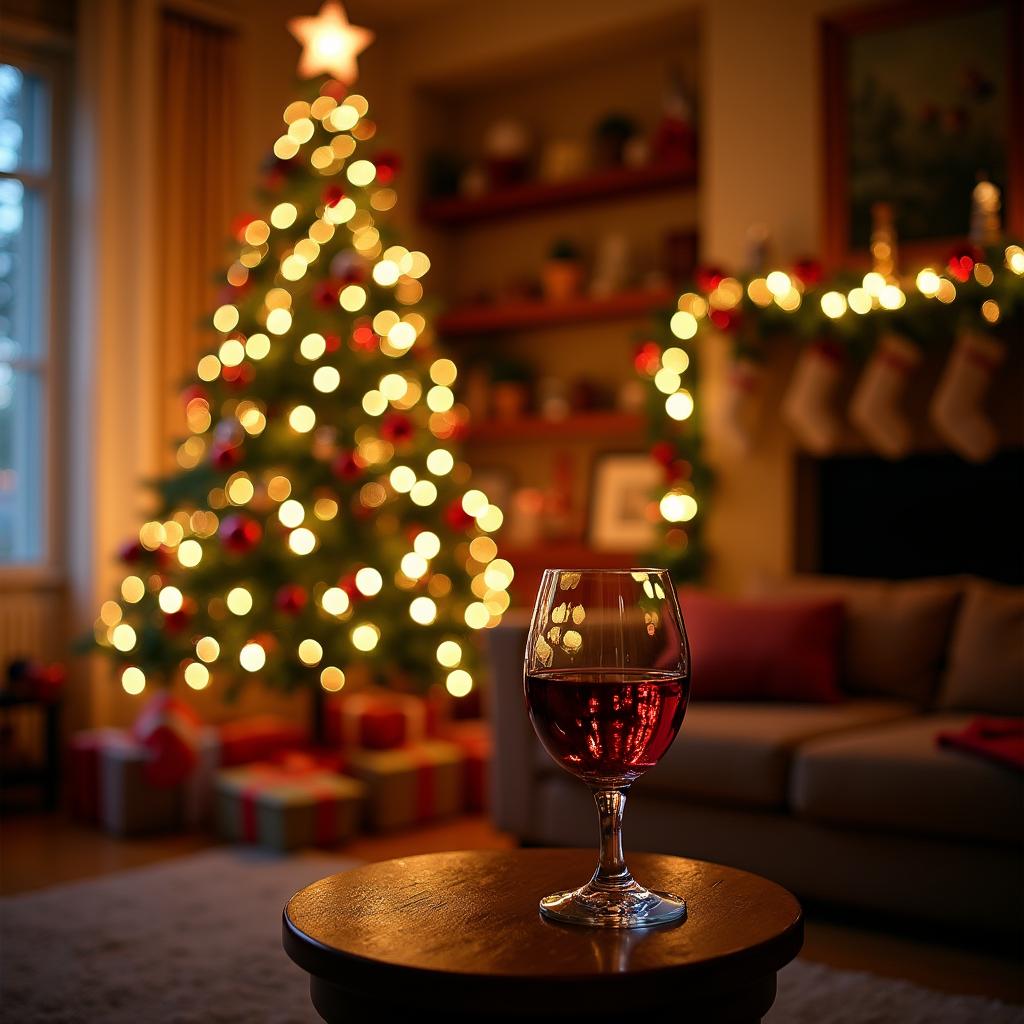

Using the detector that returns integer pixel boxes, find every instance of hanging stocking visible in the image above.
[849,333,922,459]
[929,331,1007,462]
[782,341,846,455]
[718,356,764,455]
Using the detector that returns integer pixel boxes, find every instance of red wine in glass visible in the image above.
[524,567,691,928]
[525,668,689,784]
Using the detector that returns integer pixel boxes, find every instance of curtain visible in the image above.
[157,11,238,463]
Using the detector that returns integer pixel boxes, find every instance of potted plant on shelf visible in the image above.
[490,358,534,421]
[542,239,584,303]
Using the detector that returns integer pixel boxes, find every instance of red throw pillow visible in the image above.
[678,589,845,703]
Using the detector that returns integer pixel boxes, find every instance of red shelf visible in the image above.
[420,159,696,226]
[467,412,646,444]
[437,288,675,337]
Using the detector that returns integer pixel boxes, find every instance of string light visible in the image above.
[121,666,146,695]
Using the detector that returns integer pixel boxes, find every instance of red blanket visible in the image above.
[937,717,1024,772]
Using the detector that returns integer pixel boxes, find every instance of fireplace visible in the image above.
[795,450,1024,584]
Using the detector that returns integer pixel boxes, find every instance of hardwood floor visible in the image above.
[1,811,1020,1004]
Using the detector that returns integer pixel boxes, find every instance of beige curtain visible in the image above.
[157,12,238,462]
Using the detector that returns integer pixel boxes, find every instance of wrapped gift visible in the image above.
[216,758,365,851]
[324,692,425,750]
[67,728,123,823]
[217,715,307,767]
[184,726,222,829]
[100,733,185,836]
[349,740,463,831]
[443,720,492,813]
[132,693,204,786]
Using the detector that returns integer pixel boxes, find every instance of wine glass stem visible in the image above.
[591,785,633,889]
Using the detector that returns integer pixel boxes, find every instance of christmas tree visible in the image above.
[94,3,510,723]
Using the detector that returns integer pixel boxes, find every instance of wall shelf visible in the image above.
[420,158,696,227]
[438,288,675,337]
[467,412,646,444]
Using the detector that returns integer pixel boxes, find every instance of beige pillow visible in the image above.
[937,580,1024,715]
[752,576,962,704]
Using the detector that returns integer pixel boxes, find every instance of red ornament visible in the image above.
[695,265,727,294]
[373,150,402,186]
[313,280,341,308]
[445,499,475,532]
[324,333,342,353]
[219,514,262,553]
[380,413,414,444]
[210,441,241,471]
[650,441,677,468]
[338,573,362,603]
[163,608,191,633]
[231,213,256,242]
[947,244,984,282]
[180,384,207,408]
[331,449,365,481]
[352,323,378,351]
[633,341,661,375]
[709,307,742,332]
[791,258,824,287]
[322,185,345,208]
[666,459,692,484]
[321,80,347,102]
[118,540,145,564]
[274,584,307,615]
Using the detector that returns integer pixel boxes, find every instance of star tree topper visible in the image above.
[289,2,374,83]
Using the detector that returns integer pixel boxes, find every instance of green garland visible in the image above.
[638,243,1024,580]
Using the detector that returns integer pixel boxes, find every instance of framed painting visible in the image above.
[588,453,661,553]
[822,0,1023,267]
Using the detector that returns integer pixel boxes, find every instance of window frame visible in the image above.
[0,36,69,583]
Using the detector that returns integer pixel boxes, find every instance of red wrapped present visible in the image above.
[67,728,122,823]
[326,691,443,750]
[216,758,364,851]
[217,715,307,767]
[443,720,492,813]
[349,740,462,831]
[132,693,204,787]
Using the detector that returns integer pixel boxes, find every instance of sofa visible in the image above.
[487,575,1024,934]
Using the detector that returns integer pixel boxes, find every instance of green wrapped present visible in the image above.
[349,740,463,831]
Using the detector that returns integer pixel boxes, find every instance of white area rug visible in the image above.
[0,848,1019,1023]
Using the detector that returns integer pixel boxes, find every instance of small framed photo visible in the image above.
[588,453,661,552]
[821,0,1023,266]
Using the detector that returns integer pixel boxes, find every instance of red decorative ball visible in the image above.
[322,185,345,208]
[373,150,402,185]
[321,80,347,102]
[324,333,342,353]
[219,514,262,553]
[231,213,256,242]
[351,323,377,351]
[180,384,207,407]
[313,280,340,308]
[274,584,307,615]
[695,265,727,294]
[947,244,984,282]
[118,540,145,564]
[331,450,365,481]
[445,499,475,532]
[666,459,692,483]
[791,257,824,287]
[338,573,361,602]
[633,341,661,376]
[163,608,191,633]
[709,307,742,332]
[380,413,414,444]
[650,441,677,468]
[210,442,241,471]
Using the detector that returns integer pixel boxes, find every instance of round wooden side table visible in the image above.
[283,848,803,1023]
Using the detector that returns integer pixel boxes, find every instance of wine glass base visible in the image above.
[539,884,687,929]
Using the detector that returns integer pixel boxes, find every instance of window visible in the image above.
[0,60,54,565]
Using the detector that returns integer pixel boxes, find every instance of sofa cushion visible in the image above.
[791,714,1024,844]
[936,580,1024,715]
[678,590,844,703]
[753,576,961,705]
[640,699,914,809]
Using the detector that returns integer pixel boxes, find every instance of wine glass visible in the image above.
[524,568,691,928]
